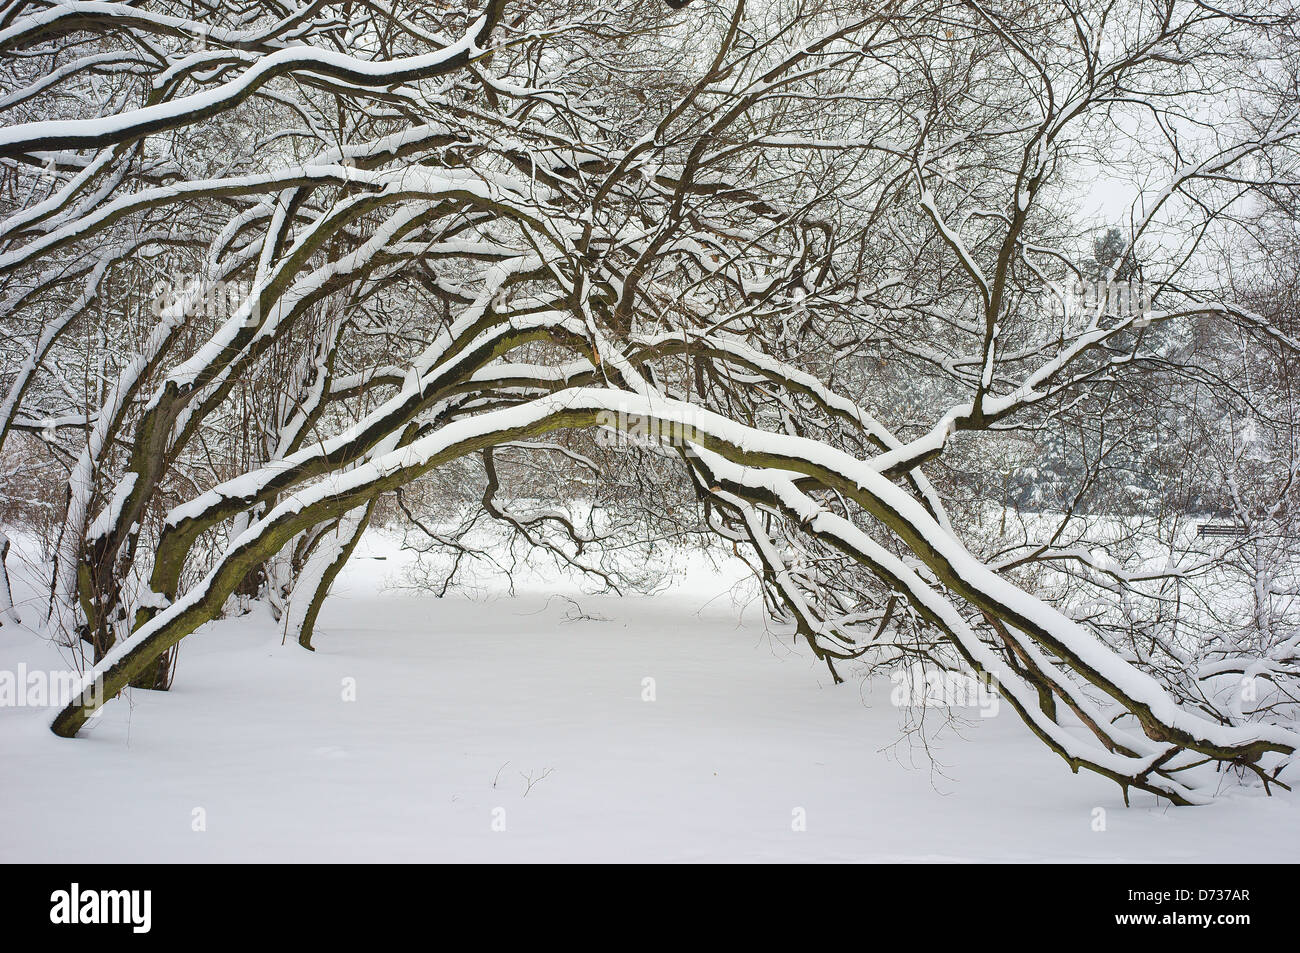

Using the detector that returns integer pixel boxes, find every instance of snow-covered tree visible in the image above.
[3,0,1300,804]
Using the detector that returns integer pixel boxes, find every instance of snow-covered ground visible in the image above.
[2,534,1297,862]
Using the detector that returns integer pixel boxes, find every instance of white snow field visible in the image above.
[2,534,1298,863]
